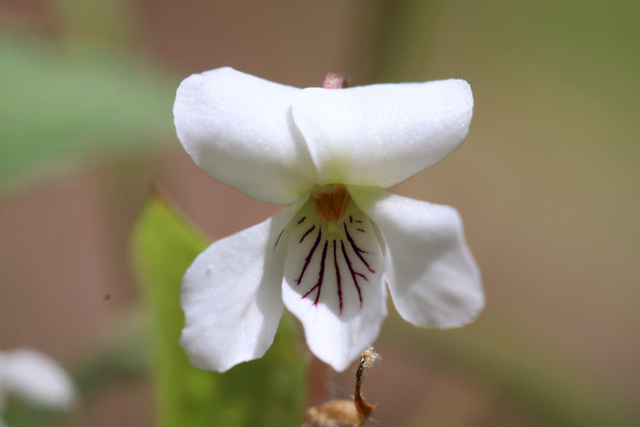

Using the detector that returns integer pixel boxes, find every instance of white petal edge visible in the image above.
[292,79,473,188]
[174,67,317,204]
[0,349,74,410]
[281,200,387,371]
[350,186,483,328]
[179,195,307,372]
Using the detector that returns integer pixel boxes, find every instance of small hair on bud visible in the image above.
[359,346,380,373]
[322,72,348,89]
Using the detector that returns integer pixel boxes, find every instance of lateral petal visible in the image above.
[351,186,483,328]
[179,197,305,372]
[281,200,387,371]
[292,79,473,188]
[174,67,316,204]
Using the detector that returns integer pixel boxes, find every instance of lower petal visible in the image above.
[180,198,304,372]
[281,200,387,372]
[351,186,483,328]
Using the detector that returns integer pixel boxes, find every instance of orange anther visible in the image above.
[312,184,351,223]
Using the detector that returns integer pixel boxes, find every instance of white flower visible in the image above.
[0,348,75,426]
[173,67,483,372]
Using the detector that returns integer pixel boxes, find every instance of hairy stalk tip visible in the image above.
[307,347,380,426]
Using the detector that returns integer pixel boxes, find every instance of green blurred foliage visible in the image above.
[0,30,176,195]
[460,0,640,115]
[132,194,308,427]
[377,0,640,93]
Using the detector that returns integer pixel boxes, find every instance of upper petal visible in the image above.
[350,186,483,328]
[180,196,306,372]
[281,199,387,371]
[292,80,473,187]
[174,67,317,204]
[0,349,74,409]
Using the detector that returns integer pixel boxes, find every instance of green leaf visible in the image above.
[0,30,178,194]
[132,194,307,427]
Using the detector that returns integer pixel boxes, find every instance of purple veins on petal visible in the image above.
[296,228,322,285]
[302,240,329,305]
[333,240,343,313]
[274,229,284,250]
[344,223,375,273]
[341,240,365,307]
[299,224,316,243]
[291,213,377,313]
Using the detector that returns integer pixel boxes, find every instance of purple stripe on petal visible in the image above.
[344,223,375,273]
[296,228,322,285]
[333,240,343,313]
[302,239,329,305]
[273,229,284,250]
[341,239,363,307]
[299,224,316,243]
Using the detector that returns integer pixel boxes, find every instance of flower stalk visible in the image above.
[307,347,380,427]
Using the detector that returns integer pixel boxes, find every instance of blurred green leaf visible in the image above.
[133,194,307,427]
[0,30,177,195]
[460,0,640,112]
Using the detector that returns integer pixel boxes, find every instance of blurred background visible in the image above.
[1,0,638,426]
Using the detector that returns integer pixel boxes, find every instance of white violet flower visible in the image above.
[173,67,483,372]
[0,348,75,426]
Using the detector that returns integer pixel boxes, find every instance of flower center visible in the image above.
[285,188,381,315]
[312,184,351,223]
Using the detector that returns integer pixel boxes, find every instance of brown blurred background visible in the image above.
[1,0,638,426]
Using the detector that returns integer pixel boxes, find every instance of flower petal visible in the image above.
[0,349,74,409]
[292,79,473,188]
[281,199,387,371]
[350,186,483,328]
[174,67,317,204]
[180,196,306,372]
